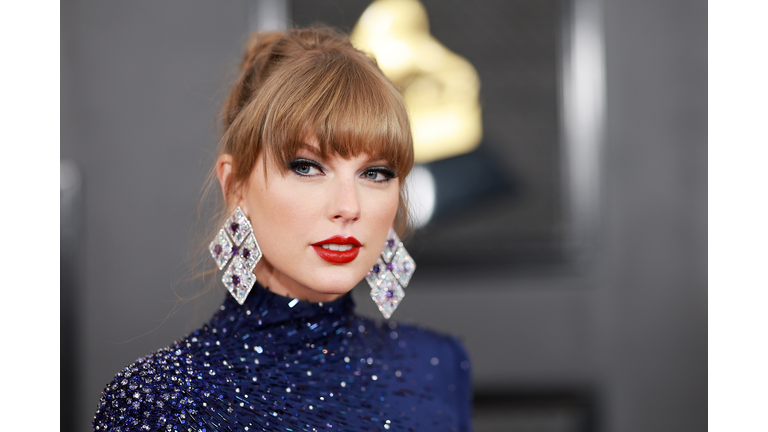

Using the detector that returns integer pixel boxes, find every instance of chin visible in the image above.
[309,278,357,295]
[306,267,365,295]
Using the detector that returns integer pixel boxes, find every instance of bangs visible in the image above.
[260,51,414,178]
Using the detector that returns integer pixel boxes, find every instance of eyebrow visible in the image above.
[365,157,391,166]
[295,142,391,166]
[298,142,320,154]
[294,143,323,157]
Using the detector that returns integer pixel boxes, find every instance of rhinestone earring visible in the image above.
[365,229,416,319]
[208,206,263,305]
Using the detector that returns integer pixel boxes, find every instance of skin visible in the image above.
[216,139,400,302]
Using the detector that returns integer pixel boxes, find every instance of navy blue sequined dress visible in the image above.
[93,284,472,431]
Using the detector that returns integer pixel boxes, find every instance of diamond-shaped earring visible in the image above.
[365,229,416,319]
[208,206,263,304]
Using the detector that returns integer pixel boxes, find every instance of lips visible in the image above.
[311,235,362,264]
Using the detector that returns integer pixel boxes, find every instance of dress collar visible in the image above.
[211,282,356,330]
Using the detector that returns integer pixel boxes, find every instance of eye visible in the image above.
[361,167,396,183]
[295,164,315,175]
[289,159,324,177]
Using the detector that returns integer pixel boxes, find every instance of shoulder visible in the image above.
[385,319,470,370]
[92,338,202,431]
[356,316,472,382]
[396,322,472,430]
[359,318,473,431]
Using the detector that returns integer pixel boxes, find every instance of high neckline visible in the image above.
[214,281,356,329]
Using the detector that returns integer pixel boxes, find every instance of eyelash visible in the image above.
[288,159,397,183]
[362,167,396,183]
[288,158,324,177]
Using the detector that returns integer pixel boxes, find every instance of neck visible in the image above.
[254,260,344,303]
[215,282,356,332]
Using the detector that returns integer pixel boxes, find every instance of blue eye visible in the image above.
[362,167,396,182]
[289,159,323,176]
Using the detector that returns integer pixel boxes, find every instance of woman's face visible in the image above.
[233,138,400,302]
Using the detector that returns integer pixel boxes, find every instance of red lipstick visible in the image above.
[311,235,362,264]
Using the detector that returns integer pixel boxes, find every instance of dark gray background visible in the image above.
[61,1,706,431]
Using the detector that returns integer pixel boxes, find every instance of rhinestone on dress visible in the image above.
[92,282,472,431]
[209,229,233,271]
[366,229,415,319]
[222,255,256,305]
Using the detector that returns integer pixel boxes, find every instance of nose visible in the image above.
[329,176,361,223]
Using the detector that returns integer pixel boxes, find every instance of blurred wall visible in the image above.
[61,1,706,431]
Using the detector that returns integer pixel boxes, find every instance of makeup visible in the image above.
[311,235,362,264]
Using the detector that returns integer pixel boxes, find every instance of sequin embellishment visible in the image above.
[92,285,471,432]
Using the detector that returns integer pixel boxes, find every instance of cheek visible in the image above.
[382,182,401,222]
[384,193,400,223]
[363,187,400,231]
[246,181,318,254]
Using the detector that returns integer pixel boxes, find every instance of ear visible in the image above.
[216,154,244,210]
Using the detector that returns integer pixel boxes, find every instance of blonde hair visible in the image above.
[217,27,414,233]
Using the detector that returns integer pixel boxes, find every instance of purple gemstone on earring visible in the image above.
[382,230,401,263]
[369,272,404,319]
[391,247,416,287]
[231,245,240,256]
[373,265,380,273]
[209,229,234,270]
[230,222,240,233]
[386,263,394,270]
[222,254,256,305]
[240,232,261,271]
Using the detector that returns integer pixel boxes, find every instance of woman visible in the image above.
[93,27,471,432]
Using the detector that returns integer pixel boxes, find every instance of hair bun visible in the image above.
[222,28,361,130]
[222,31,287,129]
[240,31,285,74]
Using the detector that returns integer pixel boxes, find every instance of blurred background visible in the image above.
[61,0,706,431]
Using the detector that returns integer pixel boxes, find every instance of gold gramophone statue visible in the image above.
[351,0,483,163]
